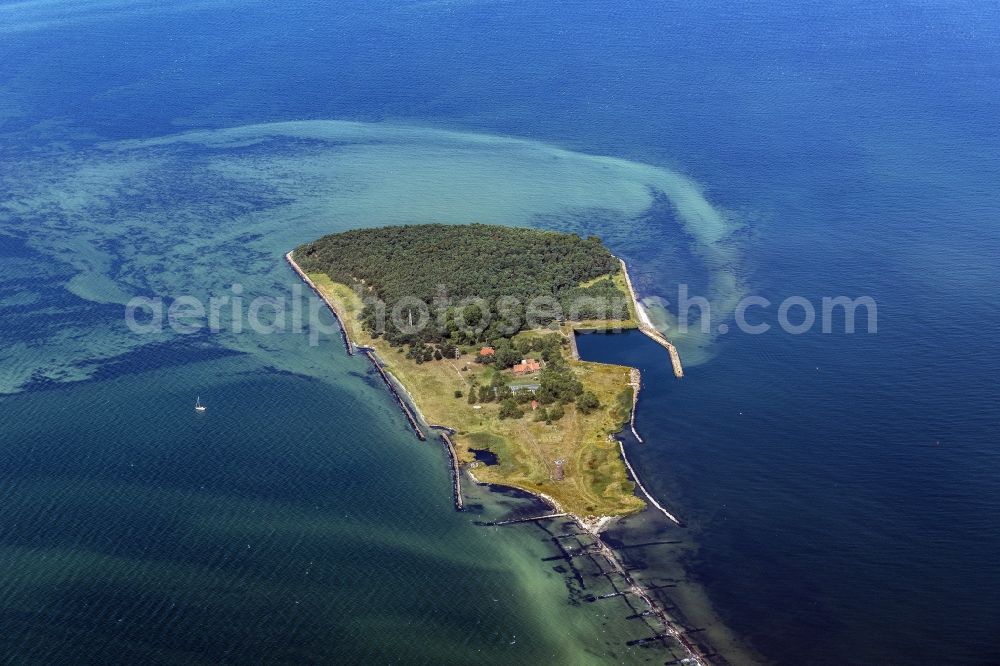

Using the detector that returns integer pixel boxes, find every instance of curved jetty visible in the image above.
[617,439,685,527]
[619,258,684,378]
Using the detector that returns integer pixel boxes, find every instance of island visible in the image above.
[287,223,681,520]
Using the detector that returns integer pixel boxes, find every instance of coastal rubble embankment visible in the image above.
[429,426,465,511]
[628,367,643,443]
[285,252,354,355]
[362,349,426,442]
[287,251,468,510]
[618,258,684,378]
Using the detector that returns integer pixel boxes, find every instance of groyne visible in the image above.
[466,451,705,662]
[469,483,704,665]
[618,258,684,379]
[481,512,568,527]
[363,349,426,441]
[285,251,353,355]
[430,427,465,511]
[585,529,709,665]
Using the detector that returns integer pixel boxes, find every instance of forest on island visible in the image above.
[295,223,629,348]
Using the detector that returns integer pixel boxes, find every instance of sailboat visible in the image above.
[195,396,207,412]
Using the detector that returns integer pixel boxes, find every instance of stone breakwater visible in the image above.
[285,252,354,355]
[362,349,426,442]
[618,258,684,379]
[628,368,644,443]
[287,252,467,510]
[429,426,465,511]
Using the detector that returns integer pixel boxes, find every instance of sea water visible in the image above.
[2,1,1000,664]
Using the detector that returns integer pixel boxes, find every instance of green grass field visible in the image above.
[308,271,647,517]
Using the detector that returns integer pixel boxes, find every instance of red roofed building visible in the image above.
[512,358,542,376]
[479,346,495,357]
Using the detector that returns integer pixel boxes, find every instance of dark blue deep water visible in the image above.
[2,1,1000,664]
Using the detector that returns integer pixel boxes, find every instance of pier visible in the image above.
[285,251,354,355]
[618,258,684,378]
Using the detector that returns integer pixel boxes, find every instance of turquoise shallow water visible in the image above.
[0,335,687,664]
[0,126,723,663]
[3,1,1000,664]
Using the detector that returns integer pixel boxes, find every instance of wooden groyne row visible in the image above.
[432,428,465,512]
[285,251,354,355]
[467,473,705,662]
[618,258,684,379]
[481,512,568,527]
[363,350,426,441]
[585,526,709,665]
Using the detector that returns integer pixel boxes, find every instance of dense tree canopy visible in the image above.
[295,223,629,346]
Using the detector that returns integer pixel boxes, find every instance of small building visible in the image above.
[479,346,495,357]
[512,358,541,376]
[530,400,539,411]
[509,383,540,393]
